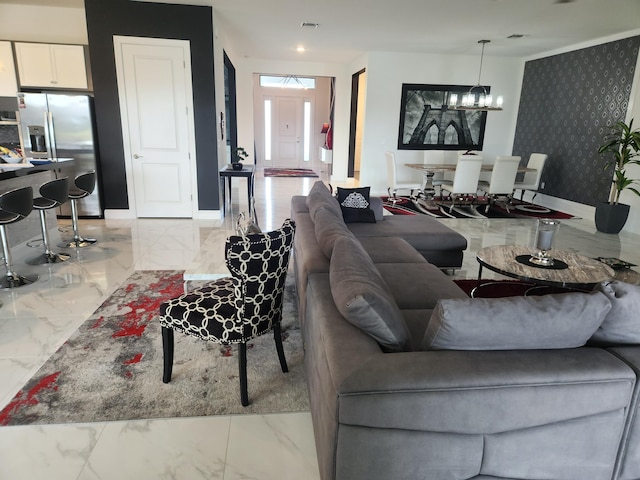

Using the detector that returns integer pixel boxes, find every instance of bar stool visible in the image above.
[60,171,97,248]
[27,177,70,265]
[0,186,39,288]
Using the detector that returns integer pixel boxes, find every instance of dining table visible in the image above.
[404,162,537,197]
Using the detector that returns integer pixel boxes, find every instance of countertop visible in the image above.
[0,158,75,181]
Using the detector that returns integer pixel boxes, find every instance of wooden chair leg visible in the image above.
[162,327,174,383]
[239,342,249,406]
[273,322,289,373]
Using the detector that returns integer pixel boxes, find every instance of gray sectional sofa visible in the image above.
[291,180,640,480]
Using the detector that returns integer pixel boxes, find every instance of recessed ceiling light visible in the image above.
[297,46,305,53]
[301,22,319,29]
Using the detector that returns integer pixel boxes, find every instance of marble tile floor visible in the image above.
[0,168,639,479]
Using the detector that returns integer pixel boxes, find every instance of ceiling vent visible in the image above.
[301,22,319,28]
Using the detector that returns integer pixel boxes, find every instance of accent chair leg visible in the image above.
[162,327,174,383]
[239,343,249,407]
[273,322,289,373]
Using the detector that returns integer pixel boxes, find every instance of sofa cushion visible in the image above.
[376,262,468,310]
[423,292,611,351]
[330,235,411,352]
[358,237,427,264]
[313,204,356,258]
[591,281,640,345]
[336,186,376,223]
[306,180,342,220]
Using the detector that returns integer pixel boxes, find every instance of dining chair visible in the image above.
[385,151,423,204]
[439,156,483,212]
[513,153,548,201]
[159,218,295,407]
[479,155,521,212]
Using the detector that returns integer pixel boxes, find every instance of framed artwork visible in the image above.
[397,83,488,150]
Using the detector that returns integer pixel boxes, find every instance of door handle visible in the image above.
[133,154,143,159]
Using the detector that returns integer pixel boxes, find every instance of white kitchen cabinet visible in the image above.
[0,41,18,96]
[14,42,88,90]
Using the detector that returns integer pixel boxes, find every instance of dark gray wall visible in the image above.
[512,36,640,206]
[84,0,218,211]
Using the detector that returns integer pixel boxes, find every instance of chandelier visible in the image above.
[449,40,503,112]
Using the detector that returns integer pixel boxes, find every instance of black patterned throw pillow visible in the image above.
[336,186,376,223]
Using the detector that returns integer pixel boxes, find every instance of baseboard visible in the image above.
[104,209,222,220]
[104,209,135,220]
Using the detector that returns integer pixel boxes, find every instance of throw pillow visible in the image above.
[422,292,611,351]
[330,235,411,352]
[336,186,376,223]
[590,281,640,345]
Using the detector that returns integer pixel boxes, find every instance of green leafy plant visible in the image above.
[232,146,249,164]
[598,119,640,204]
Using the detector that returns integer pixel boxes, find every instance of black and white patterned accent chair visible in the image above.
[159,219,296,406]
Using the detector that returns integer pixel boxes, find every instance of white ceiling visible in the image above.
[2,0,640,62]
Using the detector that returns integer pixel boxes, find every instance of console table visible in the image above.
[219,164,254,216]
[476,245,615,291]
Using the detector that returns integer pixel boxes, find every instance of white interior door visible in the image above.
[114,36,195,217]
[273,96,303,168]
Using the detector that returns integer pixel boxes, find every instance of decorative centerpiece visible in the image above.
[231,146,249,170]
[530,218,561,266]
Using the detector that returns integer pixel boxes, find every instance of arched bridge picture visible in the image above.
[398,84,488,150]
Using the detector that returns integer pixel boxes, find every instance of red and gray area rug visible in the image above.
[264,168,319,177]
[384,196,576,220]
[0,270,307,426]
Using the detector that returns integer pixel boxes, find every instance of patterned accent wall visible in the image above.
[512,36,640,206]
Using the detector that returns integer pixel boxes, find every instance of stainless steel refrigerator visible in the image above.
[17,92,102,217]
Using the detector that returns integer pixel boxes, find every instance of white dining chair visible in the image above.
[513,153,548,202]
[439,156,483,212]
[479,155,521,212]
[385,151,423,204]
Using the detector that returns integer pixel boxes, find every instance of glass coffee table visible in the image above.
[475,245,615,297]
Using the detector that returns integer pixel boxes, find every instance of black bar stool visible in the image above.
[60,171,97,248]
[0,186,39,288]
[27,177,70,265]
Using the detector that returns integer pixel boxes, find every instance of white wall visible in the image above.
[0,5,87,44]
[358,51,523,196]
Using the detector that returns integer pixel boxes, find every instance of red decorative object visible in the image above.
[321,122,332,149]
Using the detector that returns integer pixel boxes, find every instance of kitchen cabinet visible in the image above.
[0,41,18,96]
[14,42,88,90]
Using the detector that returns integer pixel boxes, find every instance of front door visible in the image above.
[114,36,195,217]
[273,96,303,168]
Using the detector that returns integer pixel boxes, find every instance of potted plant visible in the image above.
[231,146,249,170]
[595,119,640,233]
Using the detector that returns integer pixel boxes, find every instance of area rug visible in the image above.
[0,270,308,426]
[264,167,319,177]
[384,196,576,220]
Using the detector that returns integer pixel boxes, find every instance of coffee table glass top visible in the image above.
[476,245,615,288]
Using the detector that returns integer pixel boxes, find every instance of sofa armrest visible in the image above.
[337,348,635,434]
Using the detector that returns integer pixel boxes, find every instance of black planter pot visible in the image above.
[231,162,243,170]
[595,202,630,234]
